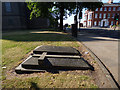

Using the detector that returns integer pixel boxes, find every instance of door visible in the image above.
[103,21,105,27]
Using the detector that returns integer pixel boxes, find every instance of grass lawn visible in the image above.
[1,29,98,88]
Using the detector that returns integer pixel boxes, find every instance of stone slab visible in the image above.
[33,45,80,55]
[33,54,81,58]
[38,52,47,60]
[22,56,91,70]
[15,46,93,73]
[15,56,46,74]
[15,64,46,74]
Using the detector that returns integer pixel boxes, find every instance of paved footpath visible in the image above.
[77,31,119,85]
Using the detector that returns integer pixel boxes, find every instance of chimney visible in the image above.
[108,0,113,4]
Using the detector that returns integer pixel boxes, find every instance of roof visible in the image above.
[103,3,120,6]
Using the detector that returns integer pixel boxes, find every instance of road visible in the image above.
[77,29,119,85]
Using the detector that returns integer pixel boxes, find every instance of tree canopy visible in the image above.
[26,1,103,30]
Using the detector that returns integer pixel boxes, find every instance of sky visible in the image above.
[60,0,120,25]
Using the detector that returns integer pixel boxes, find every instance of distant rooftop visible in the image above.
[103,3,120,6]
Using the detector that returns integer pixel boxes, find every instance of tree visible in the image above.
[26,1,103,31]
[26,2,76,31]
[53,2,76,31]
[82,2,103,11]
[26,2,53,19]
[73,2,103,30]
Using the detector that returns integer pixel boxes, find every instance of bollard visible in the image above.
[71,24,77,38]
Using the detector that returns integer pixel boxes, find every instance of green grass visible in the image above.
[2,31,79,70]
[2,29,98,88]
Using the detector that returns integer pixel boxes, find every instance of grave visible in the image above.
[33,45,80,55]
[15,45,93,73]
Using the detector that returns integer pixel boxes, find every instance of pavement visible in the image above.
[77,30,119,85]
[81,26,120,30]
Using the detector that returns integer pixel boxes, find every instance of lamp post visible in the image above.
[72,1,78,38]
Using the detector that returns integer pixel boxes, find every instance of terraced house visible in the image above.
[83,0,120,27]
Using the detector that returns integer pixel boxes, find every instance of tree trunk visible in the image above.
[60,6,64,31]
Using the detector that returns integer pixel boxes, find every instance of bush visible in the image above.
[118,24,120,27]
[112,24,120,27]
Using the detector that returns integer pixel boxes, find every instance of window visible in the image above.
[113,7,116,11]
[109,7,111,11]
[84,15,87,20]
[103,14,106,18]
[99,21,101,26]
[94,21,97,26]
[112,14,115,18]
[8,19,14,26]
[96,8,98,11]
[99,13,102,18]
[88,21,92,26]
[108,21,109,25]
[111,21,113,25]
[84,22,87,26]
[5,2,11,12]
[108,13,110,18]
[117,7,120,11]
[95,14,98,18]
[88,13,92,20]
[104,7,107,11]
[100,8,102,11]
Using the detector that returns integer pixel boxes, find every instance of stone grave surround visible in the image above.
[15,45,93,73]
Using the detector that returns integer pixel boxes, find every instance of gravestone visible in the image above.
[33,45,80,55]
[15,45,93,73]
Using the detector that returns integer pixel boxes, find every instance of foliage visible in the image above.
[26,2,76,19]
[82,2,103,11]
[64,23,68,27]
[112,24,120,27]
[26,2,53,19]
[26,1,103,30]
[53,2,76,19]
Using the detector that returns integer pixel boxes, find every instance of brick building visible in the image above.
[2,2,50,30]
[83,0,120,27]
[83,10,94,27]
